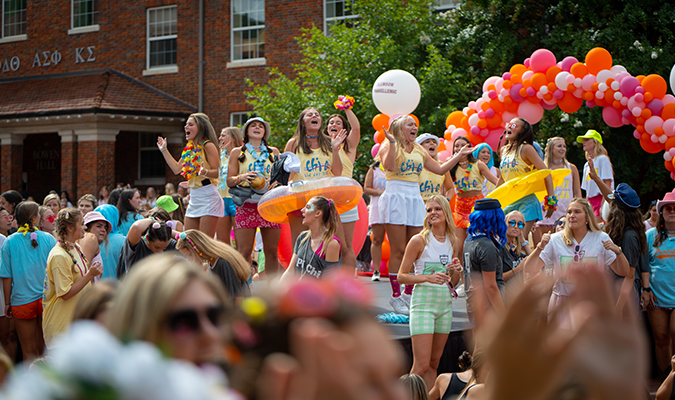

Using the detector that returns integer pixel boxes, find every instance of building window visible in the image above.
[324,0,357,35]
[72,0,98,28]
[139,133,165,179]
[232,0,264,61]
[434,0,460,10]
[147,6,177,69]
[2,0,26,38]
[230,112,251,127]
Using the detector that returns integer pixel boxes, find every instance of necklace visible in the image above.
[433,231,446,241]
[306,134,318,139]
[456,162,474,194]
[551,159,564,165]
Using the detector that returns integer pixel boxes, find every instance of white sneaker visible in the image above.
[371,270,381,282]
[389,295,409,315]
[401,292,412,308]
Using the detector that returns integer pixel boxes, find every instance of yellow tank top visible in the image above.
[217,149,230,198]
[385,145,426,182]
[237,148,274,177]
[292,147,333,181]
[338,147,353,178]
[500,145,532,182]
[418,169,445,201]
[187,140,218,189]
[453,163,484,193]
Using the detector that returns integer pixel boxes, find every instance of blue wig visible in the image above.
[472,143,494,169]
[467,207,507,247]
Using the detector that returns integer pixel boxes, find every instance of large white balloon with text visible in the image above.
[372,69,421,116]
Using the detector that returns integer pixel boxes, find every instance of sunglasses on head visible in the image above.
[506,123,518,129]
[166,305,225,334]
[508,220,525,229]
[573,244,586,263]
[43,215,56,223]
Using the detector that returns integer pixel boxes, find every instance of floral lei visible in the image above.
[245,142,270,176]
[181,139,207,180]
[456,163,474,194]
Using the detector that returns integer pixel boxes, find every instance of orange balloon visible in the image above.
[662,104,675,120]
[381,240,391,261]
[522,79,532,88]
[656,127,665,136]
[467,131,484,145]
[461,116,471,132]
[591,83,599,91]
[489,99,505,114]
[547,82,557,92]
[583,92,595,101]
[444,130,453,141]
[446,110,464,128]
[558,92,583,113]
[567,84,576,92]
[666,160,675,173]
[487,114,502,129]
[527,96,541,104]
[531,73,548,90]
[642,75,667,99]
[546,66,562,82]
[665,137,675,151]
[544,93,553,101]
[637,125,645,133]
[480,102,490,111]
[604,89,615,103]
[503,80,512,89]
[487,84,496,91]
[596,98,608,107]
[641,137,662,154]
[636,75,646,83]
[636,117,645,125]
[372,113,390,131]
[375,130,385,144]
[438,141,446,152]
[511,74,522,84]
[644,92,654,103]
[477,119,488,129]
[505,99,519,113]
[570,62,589,78]
[641,109,652,119]
[510,64,528,76]
[519,88,528,98]
[612,100,622,109]
[466,109,476,116]
[585,47,613,75]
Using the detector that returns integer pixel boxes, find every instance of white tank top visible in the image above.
[372,167,387,192]
[413,234,454,287]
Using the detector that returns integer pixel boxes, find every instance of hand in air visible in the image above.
[157,137,167,152]
[331,129,347,150]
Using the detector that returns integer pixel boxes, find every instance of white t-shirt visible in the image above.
[539,230,617,296]
[581,155,613,198]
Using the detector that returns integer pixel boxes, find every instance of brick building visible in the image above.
[0,0,455,202]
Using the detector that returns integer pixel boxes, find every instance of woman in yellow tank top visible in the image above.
[227,117,282,275]
[498,117,555,239]
[416,133,454,202]
[284,107,346,250]
[322,104,361,268]
[380,115,473,314]
[157,113,223,237]
[449,135,501,257]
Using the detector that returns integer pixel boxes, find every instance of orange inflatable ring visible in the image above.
[258,177,363,224]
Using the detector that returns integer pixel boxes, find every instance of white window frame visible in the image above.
[145,5,178,74]
[69,0,100,35]
[434,0,460,10]
[0,0,27,42]
[230,0,265,63]
[324,0,357,35]
[230,112,251,127]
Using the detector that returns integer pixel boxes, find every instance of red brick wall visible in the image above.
[60,141,78,198]
[1,145,24,193]
[23,133,61,202]
[77,140,115,199]
[0,0,324,132]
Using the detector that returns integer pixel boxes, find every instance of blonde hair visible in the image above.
[505,211,525,254]
[222,126,244,148]
[543,137,570,168]
[176,229,250,282]
[419,195,456,247]
[43,193,60,206]
[583,138,613,173]
[107,253,229,344]
[389,115,425,166]
[561,198,602,246]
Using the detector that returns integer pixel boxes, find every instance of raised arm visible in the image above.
[127,218,154,247]
[344,109,361,159]
[587,158,613,202]
[424,144,473,175]
[330,130,346,177]
[477,160,500,186]
[157,136,182,175]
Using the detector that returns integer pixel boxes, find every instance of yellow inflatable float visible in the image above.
[258,177,363,224]
[486,169,571,209]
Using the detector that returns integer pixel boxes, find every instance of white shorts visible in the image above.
[369,196,381,226]
[186,184,225,218]
[377,180,425,227]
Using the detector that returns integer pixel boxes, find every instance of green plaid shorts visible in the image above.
[409,284,453,335]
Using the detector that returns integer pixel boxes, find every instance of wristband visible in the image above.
[521,240,529,247]
[643,287,652,292]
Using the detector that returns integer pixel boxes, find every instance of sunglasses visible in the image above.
[43,215,56,223]
[506,123,518,129]
[508,220,525,229]
[573,244,586,264]
[1,214,13,222]
[166,305,226,334]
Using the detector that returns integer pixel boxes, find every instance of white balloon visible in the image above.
[372,70,421,116]
[596,70,614,84]
[670,64,675,96]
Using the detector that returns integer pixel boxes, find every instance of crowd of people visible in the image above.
[0,102,669,399]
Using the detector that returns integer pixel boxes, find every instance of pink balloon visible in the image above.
[478,111,486,119]
[644,116,664,135]
[582,75,596,91]
[503,72,512,80]
[482,76,500,93]
[470,126,481,135]
[602,107,623,128]
[437,150,451,162]
[388,114,402,126]
[663,119,675,137]
[485,108,495,118]
[530,49,556,73]
[669,148,675,156]
[524,58,531,68]
[663,95,675,105]
[553,89,564,99]
[510,83,525,102]
[484,130,501,150]
[670,172,675,180]
[480,129,489,137]
[636,86,645,94]
[619,76,640,97]
[647,99,664,116]
[451,128,468,141]
[587,101,596,108]
[560,56,578,72]
[488,90,498,99]
[526,87,536,97]
[542,101,557,110]
[522,70,534,81]
[632,107,642,117]
[633,130,641,139]
[517,101,544,124]
[371,143,380,158]
[634,93,644,103]
[502,111,517,123]
[622,117,631,125]
[622,109,631,118]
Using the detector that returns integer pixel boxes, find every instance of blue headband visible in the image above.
[472,143,494,169]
